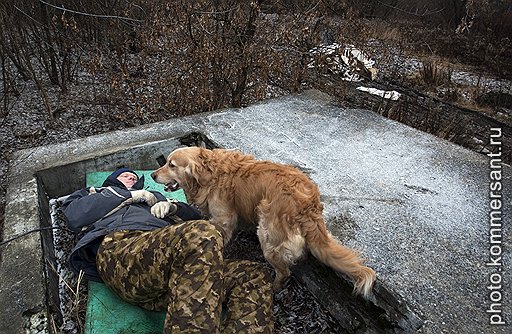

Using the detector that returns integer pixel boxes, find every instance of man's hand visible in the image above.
[130,190,158,206]
[151,200,178,218]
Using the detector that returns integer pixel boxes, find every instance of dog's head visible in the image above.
[151,146,213,193]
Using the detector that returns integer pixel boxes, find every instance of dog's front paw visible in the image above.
[272,271,290,292]
[272,280,284,292]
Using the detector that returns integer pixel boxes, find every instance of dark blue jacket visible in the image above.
[61,174,201,281]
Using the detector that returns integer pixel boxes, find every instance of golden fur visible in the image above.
[151,147,376,297]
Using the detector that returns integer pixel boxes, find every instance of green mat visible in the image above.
[86,281,165,334]
[85,171,187,203]
[84,171,186,334]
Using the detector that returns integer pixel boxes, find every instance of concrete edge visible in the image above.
[0,178,48,333]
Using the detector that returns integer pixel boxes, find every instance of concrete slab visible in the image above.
[1,89,510,333]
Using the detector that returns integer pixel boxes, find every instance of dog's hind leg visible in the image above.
[266,253,291,291]
[257,222,306,291]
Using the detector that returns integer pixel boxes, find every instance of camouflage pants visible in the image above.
[96,220,274,334]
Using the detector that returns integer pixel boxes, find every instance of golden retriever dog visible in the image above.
[151,147,376,297]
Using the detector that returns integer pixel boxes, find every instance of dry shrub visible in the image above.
[379,25,402,43]
[102,0,326,118]
[0,0,509,121]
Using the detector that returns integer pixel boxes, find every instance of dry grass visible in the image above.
[46,259,88,333]
[418,60,453,87]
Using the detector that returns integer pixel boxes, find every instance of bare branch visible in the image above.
[377,1,445,17]
[38,0,145,23]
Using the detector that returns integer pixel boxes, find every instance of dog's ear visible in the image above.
[185,148,213,186]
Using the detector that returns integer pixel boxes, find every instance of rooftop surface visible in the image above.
[1,89,510,333]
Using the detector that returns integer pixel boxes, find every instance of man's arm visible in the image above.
[61,187,131,232]
[175,202,202,221]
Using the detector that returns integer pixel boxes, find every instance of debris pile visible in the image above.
[308,43,378,81]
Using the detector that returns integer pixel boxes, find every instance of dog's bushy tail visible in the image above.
[307,220,376,298]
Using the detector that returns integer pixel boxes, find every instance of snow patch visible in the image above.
[356,86,401,100]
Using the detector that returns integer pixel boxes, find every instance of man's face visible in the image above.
[117,172,138,189]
